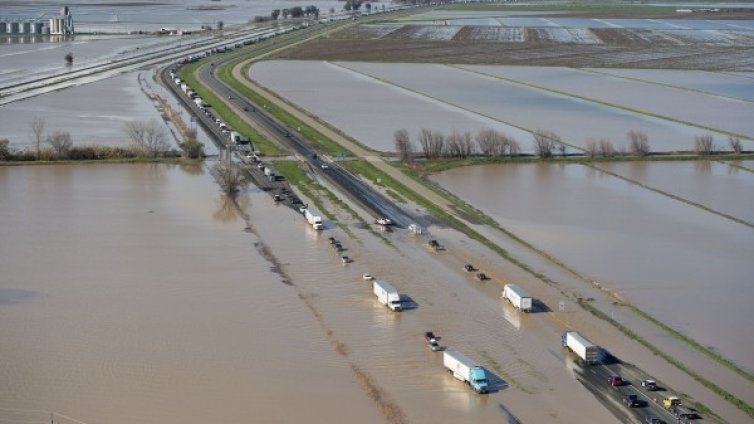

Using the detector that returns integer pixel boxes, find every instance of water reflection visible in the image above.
[694,160,712,175]
[212,193,250,224]
[179,162,205,176]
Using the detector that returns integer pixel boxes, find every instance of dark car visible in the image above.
[424,331,435,342]
[622,394,641,407]
[476,273,489,281]
[645,417,665,424]
[463,264,476,272]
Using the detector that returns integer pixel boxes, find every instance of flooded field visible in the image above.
[0,0,345,33]
[252,60,726,152]
[0,35,174,88]
[429,162,754,371]
[0,162,630,423]
[0,163,382,424]
[249,60,531,152]
[0,70,191,149]
[461,65,754,139]
[589,68,754,102]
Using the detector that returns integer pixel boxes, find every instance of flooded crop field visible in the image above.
[249,60,532,152]
[429,162,754,371]
[0,0,344,33]
[0,70,183,149]
[461,65,754,139]
[251,60,729,152]
[0,162,632,423]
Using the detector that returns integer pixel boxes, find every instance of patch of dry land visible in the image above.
[249,61,752,153]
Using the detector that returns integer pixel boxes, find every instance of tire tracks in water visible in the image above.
[225,192,408,424]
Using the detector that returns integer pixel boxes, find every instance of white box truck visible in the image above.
[373,280,402,311]
[443,351,489,394]
[562,331,602,365]
[303,208,323,230]
[502,283,533,312]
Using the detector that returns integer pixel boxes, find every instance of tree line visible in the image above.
[394,127,747,162]
[0,117,203,162]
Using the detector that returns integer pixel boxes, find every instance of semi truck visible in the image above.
[443,351,489,394]
[562,331,602,365]
[373,280,402,311]
[303,208,323,230]
[502,283,533,312]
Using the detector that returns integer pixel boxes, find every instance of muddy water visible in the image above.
[430,162,754,372]
[0,163,382,424]
[597,160,754,223]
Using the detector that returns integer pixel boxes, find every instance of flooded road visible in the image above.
[0,162,626,423]
[429,162,754,372]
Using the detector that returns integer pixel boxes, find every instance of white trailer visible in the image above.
[193,97,205,108]
[562,331,602,365]
[373,280,402,311]
[303,208,323,230]
[442,351,489,393]
[502,283,533,312]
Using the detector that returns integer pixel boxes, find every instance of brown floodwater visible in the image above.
[429,162,754,373]
[0,163,382,424]
[0,162,626,424]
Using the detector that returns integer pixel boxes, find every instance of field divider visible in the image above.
[579,68,754,105]
[326,61,586,152]
[450,64,753,141]
[584,162,754,229]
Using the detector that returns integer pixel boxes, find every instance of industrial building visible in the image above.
[0,6,74,36]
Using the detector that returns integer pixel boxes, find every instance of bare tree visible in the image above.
[29,117,46,159]
[459,131,474,158]
[46,131,73,158]
[394,129,413,162]
[418,128,433,159]
[598,139,615,157]
[694,134,716,155]
[445,131,462,158]
[728,136,743,154]
[124,119,169,157]
[475,128,498,157]
[212,161,249,194]
[627,130,650,156]
[217,20,225,31]
[533,130,559,158]
[429,131,444,159]
[0,138,11,160]
[507,137,521,156]
[585,138,598,158]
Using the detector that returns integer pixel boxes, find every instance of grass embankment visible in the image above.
[179,61,282,156]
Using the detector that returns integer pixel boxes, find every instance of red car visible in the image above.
[608,376,625,386]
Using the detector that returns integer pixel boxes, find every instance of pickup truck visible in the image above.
[642,379,658,391]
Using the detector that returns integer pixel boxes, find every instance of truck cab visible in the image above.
[387,292,402,311]
[469,368,489,394]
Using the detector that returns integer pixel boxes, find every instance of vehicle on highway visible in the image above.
[562,331,603,365]
[662,396,697,420]
[428,338,441,351]
[424,331,436,342]
[645,417,665,424]
[321,163,329,170]
[608,375,625,386]
[622,393,641,407]
[502,283,533,312]
[328,236,337,244]
[427,239,445,251]
[443,351,489,394]
[642,379,658,391]
[302,207,323,230]
[341,255,352,264]
[475,273,489,281]
[463,264,476,272]
[376,217,393,226]
[373,280,402,311]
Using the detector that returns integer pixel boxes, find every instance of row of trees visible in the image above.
[271,5,320,20]
[395,127,748,161]
[6,117,202,161]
